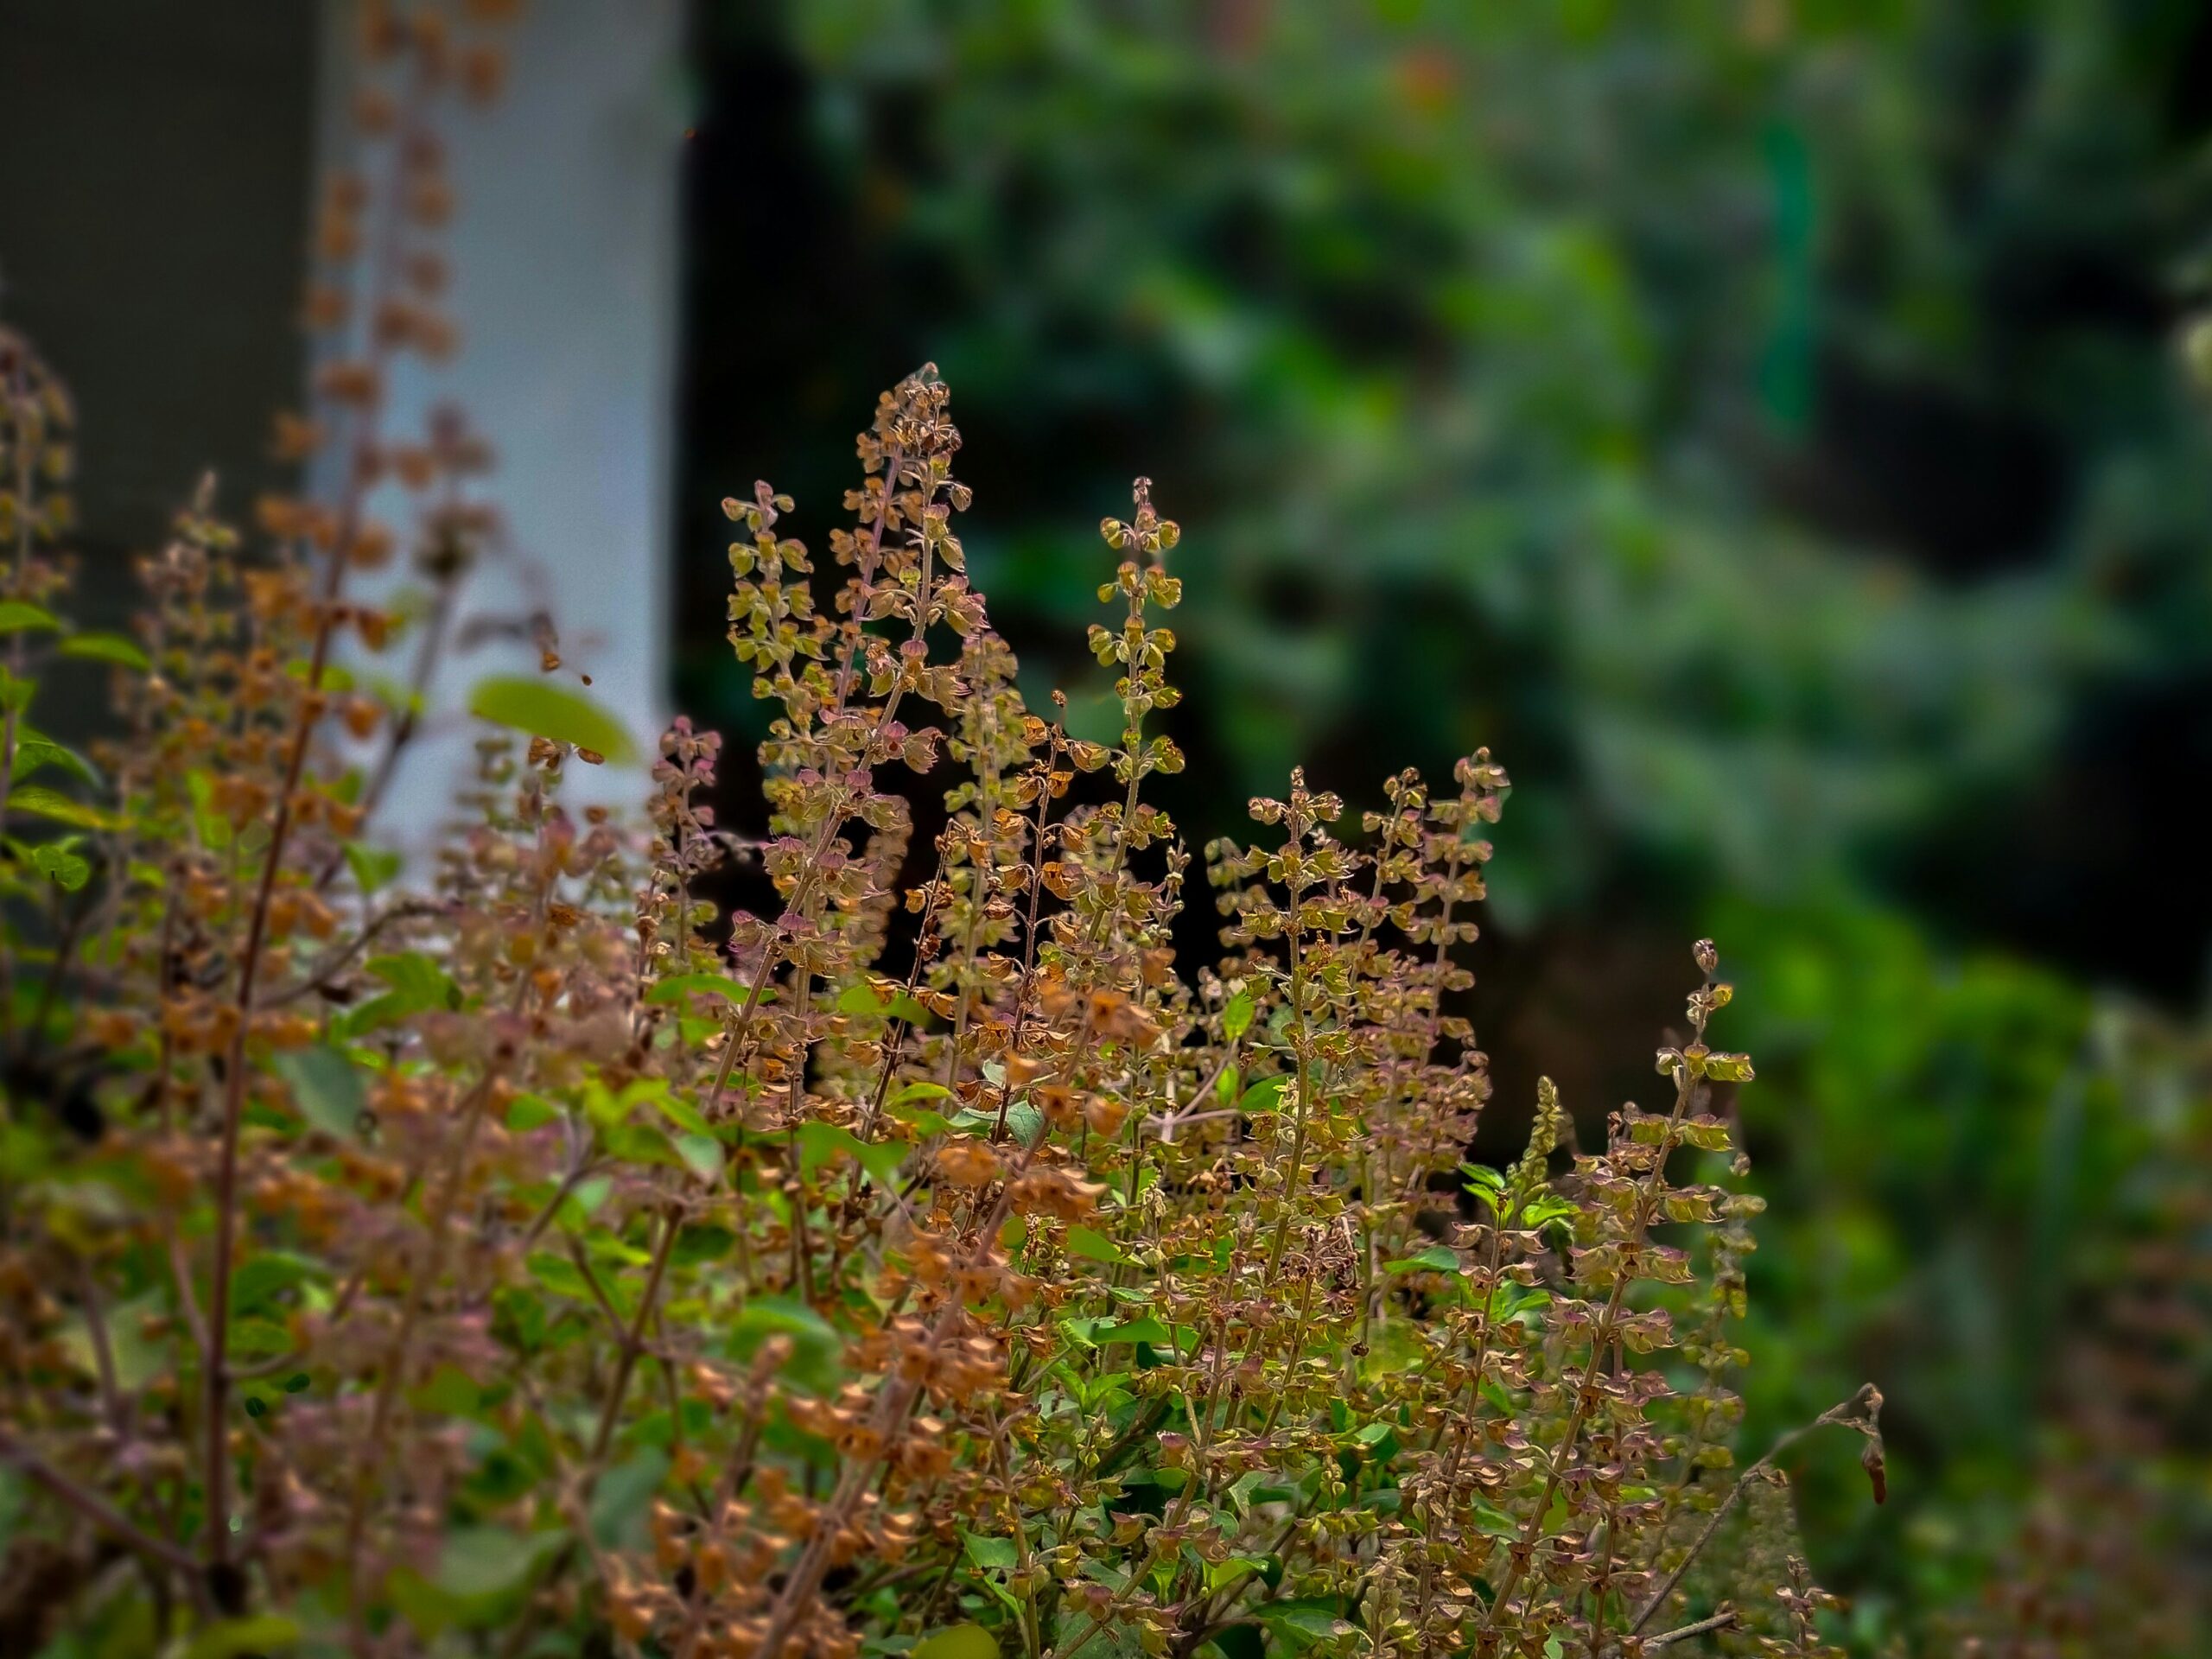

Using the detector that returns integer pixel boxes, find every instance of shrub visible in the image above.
[0,14,1878,1657]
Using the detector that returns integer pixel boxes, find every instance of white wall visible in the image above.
[328,0,687,836]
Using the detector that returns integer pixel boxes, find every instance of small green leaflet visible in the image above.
[1459,1163,1506,1207]
[9,834,91,891]
[187,770,230,848]
[9,785,123,830]
[56,631,151,671]
[334,951,461,1039]
[0,601,60,633]
[1520,1193,1579,1230]
[344,843,404,895]
[467,673,638,765]
[1222,988,1255,1041]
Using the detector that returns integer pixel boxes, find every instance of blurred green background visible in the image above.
[674,2,2212,1646]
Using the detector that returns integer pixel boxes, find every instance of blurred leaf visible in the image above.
[181,1616,302,1659]
[272,1046,367,1139]
[0,601,60,633]
[8,785,121,830]
[912,1625,998,1659]
[589,1448,668,1546]
[57,632,151,671]
[467,674,637,764]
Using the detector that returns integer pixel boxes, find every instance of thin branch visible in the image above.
[255,900,450,1008]
[1643,1605,1738,1649]
[0,1436,200,1573]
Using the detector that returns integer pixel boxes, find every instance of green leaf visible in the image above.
[912,1625,999,1659]
[589,1447,669,1546]
[1384,1245,1460,1274]
[7,785,122,830]
[436,1526,567,1599]
[601,1122,688,1171]
[12,731,97,785]
[186,770,229,848]
[524,1252,596,1302]
[56,631,151,671]
[889,1099,957,1137]
[505,1092,562,1130]
[1459,1163,1506,1206]
[0,601,60,634]
[230,1250,324,1316]
[1222,989,1255,1041]
[344,842,404,895]
[654,1090,715,1137]
[59,1289,166,1391]
[1519,1194,1579,1229]
[674,1132,723,1180]
[272,1046,368,1138]
[728,1297,842,1392]
[333,992,409,1040]
[836,982,887,1016]
[1470,1497,1522,1538]
[1255,1598,1350,1648]
[181,1615,302,1659]
[797,1120,906,1185]
[645,971,753,1007]
[27,836,90,891]
[368,951,459,1014]
[1238,1075,1287,1114]
[1002,1100,1046,1148]
[835,981,931,1024]
[961,1530,1020,1570]
[1065,1225,1128,1265]
[467,674,638,764]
